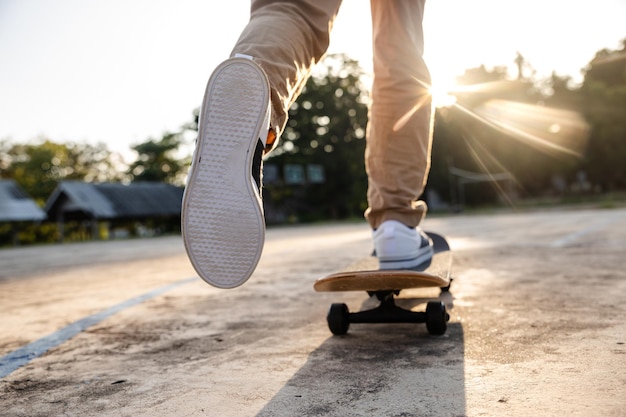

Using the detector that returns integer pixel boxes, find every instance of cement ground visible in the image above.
[1,208,625,416]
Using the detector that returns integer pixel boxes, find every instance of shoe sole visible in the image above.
[181,58,270,288]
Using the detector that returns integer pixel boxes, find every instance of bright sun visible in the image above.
[429,79,458,108]
[392,75,459,131]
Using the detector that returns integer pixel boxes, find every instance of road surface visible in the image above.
[1,207,625,416]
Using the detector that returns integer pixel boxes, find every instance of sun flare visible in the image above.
[429,81,458,108]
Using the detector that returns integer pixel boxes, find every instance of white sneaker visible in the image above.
[373,220,434,270]
[181,56,271,289]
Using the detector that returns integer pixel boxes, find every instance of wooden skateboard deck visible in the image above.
[314,232,451,292]
[314,253,451,292]
[314,231,453,336]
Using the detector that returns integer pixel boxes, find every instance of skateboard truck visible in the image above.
[316,231,453,337]
[327,291,449,336]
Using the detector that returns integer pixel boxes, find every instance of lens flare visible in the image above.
[394,76,592,208]
[470,99,589,157]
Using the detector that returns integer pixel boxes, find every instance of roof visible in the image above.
[0,180,47,222]
[45,181,184,220]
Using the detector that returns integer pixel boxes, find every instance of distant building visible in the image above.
[0,180,47,222]
[45,181,183,240]
[0,180,47,245]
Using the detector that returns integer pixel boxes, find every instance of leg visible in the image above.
[233,0,343,151]
[365,0,433,230]
[182,0,342,288]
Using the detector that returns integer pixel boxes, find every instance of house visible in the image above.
[0,180,47,245]
[44,181,184,240]
[0,180,47,222]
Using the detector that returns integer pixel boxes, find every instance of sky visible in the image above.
[0,0,624,162]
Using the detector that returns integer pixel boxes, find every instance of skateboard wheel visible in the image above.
[327,303,350,335]
[425,301,447,335]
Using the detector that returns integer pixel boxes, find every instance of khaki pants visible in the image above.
[232,0,433,229]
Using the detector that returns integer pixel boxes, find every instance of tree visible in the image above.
[264,54,369,221]
[127,131,188,184]
[579,39,626,190]
[428,55,595,206]
[543,72,581,110]
[428,65,519,205]
[1,139,122,203]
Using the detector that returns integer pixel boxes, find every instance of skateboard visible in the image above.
[314,232,452,336]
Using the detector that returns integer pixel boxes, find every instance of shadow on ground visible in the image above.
[256,292,465,417]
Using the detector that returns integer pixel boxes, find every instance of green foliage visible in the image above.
[262,44,626,215]
[126,111,196,185]
[3,38,626,245]
[428,60,591,206]
[580,39,626,191]
[264,54,369,222]
[429,66,520,205]
[0,139,122,204]
[127,132,189,185]
[0,221,60,247]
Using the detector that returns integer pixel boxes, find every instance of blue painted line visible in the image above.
[0,277,198,379]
